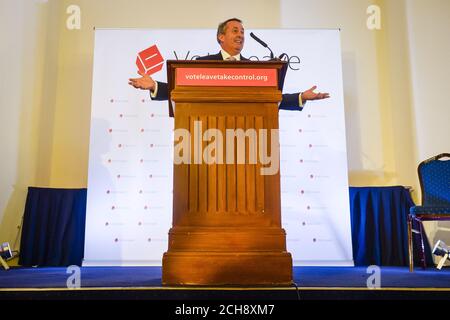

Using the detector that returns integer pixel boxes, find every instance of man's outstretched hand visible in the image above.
[129,71,156,91]
[301,86,330,102]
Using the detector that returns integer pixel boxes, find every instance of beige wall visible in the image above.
[406,0,450,161]
[281,0,424,190]
[1,0,449,248]
[405,0,450,247]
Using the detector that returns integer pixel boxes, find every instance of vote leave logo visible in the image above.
[136,44,164,75]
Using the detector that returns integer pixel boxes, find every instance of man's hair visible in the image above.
[217,18,243,44]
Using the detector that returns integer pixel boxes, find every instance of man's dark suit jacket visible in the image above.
[152,52,303,114]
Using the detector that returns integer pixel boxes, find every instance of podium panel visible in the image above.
[162,61,292,285]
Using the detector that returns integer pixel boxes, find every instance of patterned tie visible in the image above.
[226,56,237,61]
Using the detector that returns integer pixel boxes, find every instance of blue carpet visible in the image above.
[1,266,450,289]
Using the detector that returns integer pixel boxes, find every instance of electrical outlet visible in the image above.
[0,242,12,260]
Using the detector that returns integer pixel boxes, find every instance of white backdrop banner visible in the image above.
[84,28,353,266]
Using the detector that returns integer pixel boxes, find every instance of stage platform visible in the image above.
[1,266,450,300]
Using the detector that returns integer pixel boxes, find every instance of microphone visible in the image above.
[250,32,274,59]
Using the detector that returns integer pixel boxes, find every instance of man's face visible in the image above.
[218,20,245,56]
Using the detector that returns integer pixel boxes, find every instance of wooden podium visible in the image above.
[162,60,293,285]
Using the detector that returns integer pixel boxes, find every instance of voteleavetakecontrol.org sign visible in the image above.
[176,68,277,86]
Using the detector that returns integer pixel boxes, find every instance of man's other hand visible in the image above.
[302,86,330,101]
[129,71,156,91]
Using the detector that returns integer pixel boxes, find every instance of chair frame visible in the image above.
[408,153,450,272]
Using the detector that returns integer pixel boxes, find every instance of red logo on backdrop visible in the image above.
[136,45,164,75]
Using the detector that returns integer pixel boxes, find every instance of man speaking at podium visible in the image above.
[129,18,330,111]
